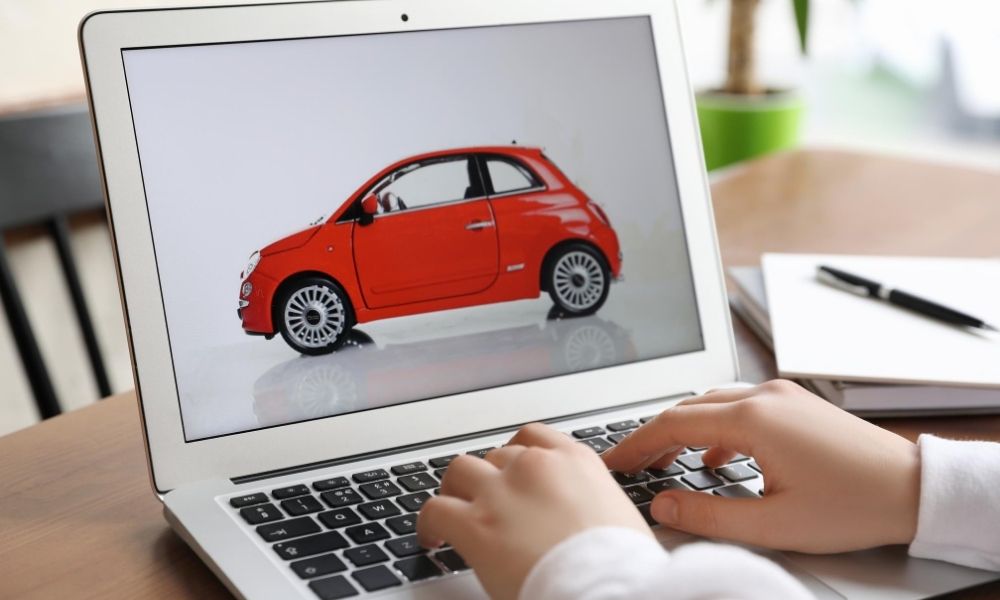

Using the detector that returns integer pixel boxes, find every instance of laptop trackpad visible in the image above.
[783,546,999,600]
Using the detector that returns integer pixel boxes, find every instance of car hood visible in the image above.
[261,225,321,256]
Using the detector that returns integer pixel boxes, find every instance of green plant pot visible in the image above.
[696,91,805,171]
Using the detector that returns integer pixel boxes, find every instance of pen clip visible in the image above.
[816,269,872,297]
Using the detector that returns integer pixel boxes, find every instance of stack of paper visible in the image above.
[729,254,1000,416]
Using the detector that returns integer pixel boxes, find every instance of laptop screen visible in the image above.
[121,16,704,442]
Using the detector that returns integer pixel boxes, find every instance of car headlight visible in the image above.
[242,251,261,279]
[241,282,253,298]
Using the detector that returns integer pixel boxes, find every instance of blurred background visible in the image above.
[1,0,998,436]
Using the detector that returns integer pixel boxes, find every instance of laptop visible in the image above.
[79,1,997,598]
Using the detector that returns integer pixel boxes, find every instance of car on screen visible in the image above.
[237,146,622,355]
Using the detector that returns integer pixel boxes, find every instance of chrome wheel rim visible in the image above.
[283,284,345,349]
[552,251,605,312]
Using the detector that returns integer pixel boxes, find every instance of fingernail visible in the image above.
[652,496,679,524]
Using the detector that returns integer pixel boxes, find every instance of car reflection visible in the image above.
[252,315,638,427]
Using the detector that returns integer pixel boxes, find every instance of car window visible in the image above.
[377,157,474,213]
[486,158,539,195]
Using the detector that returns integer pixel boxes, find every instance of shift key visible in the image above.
[274,531,349,560]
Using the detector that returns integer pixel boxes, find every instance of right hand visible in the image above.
[601,379,921,553]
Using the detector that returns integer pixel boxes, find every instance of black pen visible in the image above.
[816,265,998,332]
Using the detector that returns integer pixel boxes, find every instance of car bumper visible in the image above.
[238,271,278,334]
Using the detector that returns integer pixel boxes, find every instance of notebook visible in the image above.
[730,257,1000,416]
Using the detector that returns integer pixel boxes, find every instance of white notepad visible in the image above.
[762,254,1000,387]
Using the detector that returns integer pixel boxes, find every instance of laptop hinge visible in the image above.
[231,391,695,485]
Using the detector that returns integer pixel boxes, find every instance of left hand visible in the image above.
[416,423,652,600]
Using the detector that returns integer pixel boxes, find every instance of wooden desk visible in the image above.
[2,149,998,599]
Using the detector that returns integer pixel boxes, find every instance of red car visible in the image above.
[238,146,622,355]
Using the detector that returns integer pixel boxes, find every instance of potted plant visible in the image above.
[697,0,810,170]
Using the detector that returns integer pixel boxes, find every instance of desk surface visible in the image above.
[2,149,999,599]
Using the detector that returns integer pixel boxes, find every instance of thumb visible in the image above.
[650,489,780,547]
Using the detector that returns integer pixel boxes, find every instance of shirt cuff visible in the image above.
[520,527,670,600]
[909,434,1000,571]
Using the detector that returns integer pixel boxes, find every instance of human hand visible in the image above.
[602,380,920,553]
[416,423,651,600]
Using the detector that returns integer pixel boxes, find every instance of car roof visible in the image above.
[392,145,544,166]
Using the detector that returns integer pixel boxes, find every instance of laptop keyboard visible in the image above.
[224,416,764,598]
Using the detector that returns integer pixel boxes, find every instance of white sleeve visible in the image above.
[520,527,813,600]
[909,434,1000,570]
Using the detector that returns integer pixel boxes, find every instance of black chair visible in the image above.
[0,104,112,419]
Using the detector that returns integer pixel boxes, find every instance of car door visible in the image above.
[352,155,499,309]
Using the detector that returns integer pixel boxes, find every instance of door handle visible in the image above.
[465,220,495,231]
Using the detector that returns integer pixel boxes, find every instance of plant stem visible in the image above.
[725,0,762,95]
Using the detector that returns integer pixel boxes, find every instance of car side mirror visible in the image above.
[359,195,377,226]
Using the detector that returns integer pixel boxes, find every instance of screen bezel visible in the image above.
[80,0,738,493]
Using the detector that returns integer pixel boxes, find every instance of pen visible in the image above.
[816,265,998,332]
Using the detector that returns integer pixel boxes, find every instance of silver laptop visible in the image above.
[79,1,996,598]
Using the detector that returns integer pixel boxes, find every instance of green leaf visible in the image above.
[792,0,809,54]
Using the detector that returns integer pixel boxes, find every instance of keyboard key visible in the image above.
[466,447,495,459]
[607,433,628,444]
[394,555,443,582]
[729,453,750,463]
[386,514,417,535]
[352,565,402,592]
[748,460,763,473]
[398,472,437,492]
[428,455,457,469]
[313,477,351,492]
[687,446,708,452]
[682,471,725,491]
[398,492,431,513]
[359,480,401,500]
[624,485,654,504]
[345,522,390,544]
[320,488,363,508]
[714,484,759,499]
[358,499,402,520]
[572,427,605,439]
[579,438,613,453]
[282,495,324,516]
[308,575,358,599]
[434,469,448,481]
[677,453,707,471]
[229,492,268,508]
[637,503,657,526]
[646,464,684,479]
[240,503,283,525]
[391,462,428,476]
[352,469,389,484]
[639,415,656,423]
[385,535,425,558]
[291,553,347,579]
[612,471,649,486]
[646,478,688,493]
[272,484,310,499]
[257,516,321,542]
[318,507,361,529]
[273,531,348,560]
[344,544,390,567]
[606,419,639,432]
[435,548,469,572]
[716,464,757,483]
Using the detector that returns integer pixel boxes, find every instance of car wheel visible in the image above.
[545,243,610,316]
[276,277,353,355]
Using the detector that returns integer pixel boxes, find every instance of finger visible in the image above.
[603,404,753,473]
[439,454,499,501]
[644,446,686,471]
[701,447,738,468]
[483,445,528,469]
[650,489,783,548]
[507,422,575,449]
[416,495,475,548]
[678,386,755,407]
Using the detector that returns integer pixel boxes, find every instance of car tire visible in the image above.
[275,277,354,356]
[544,243,611,316]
